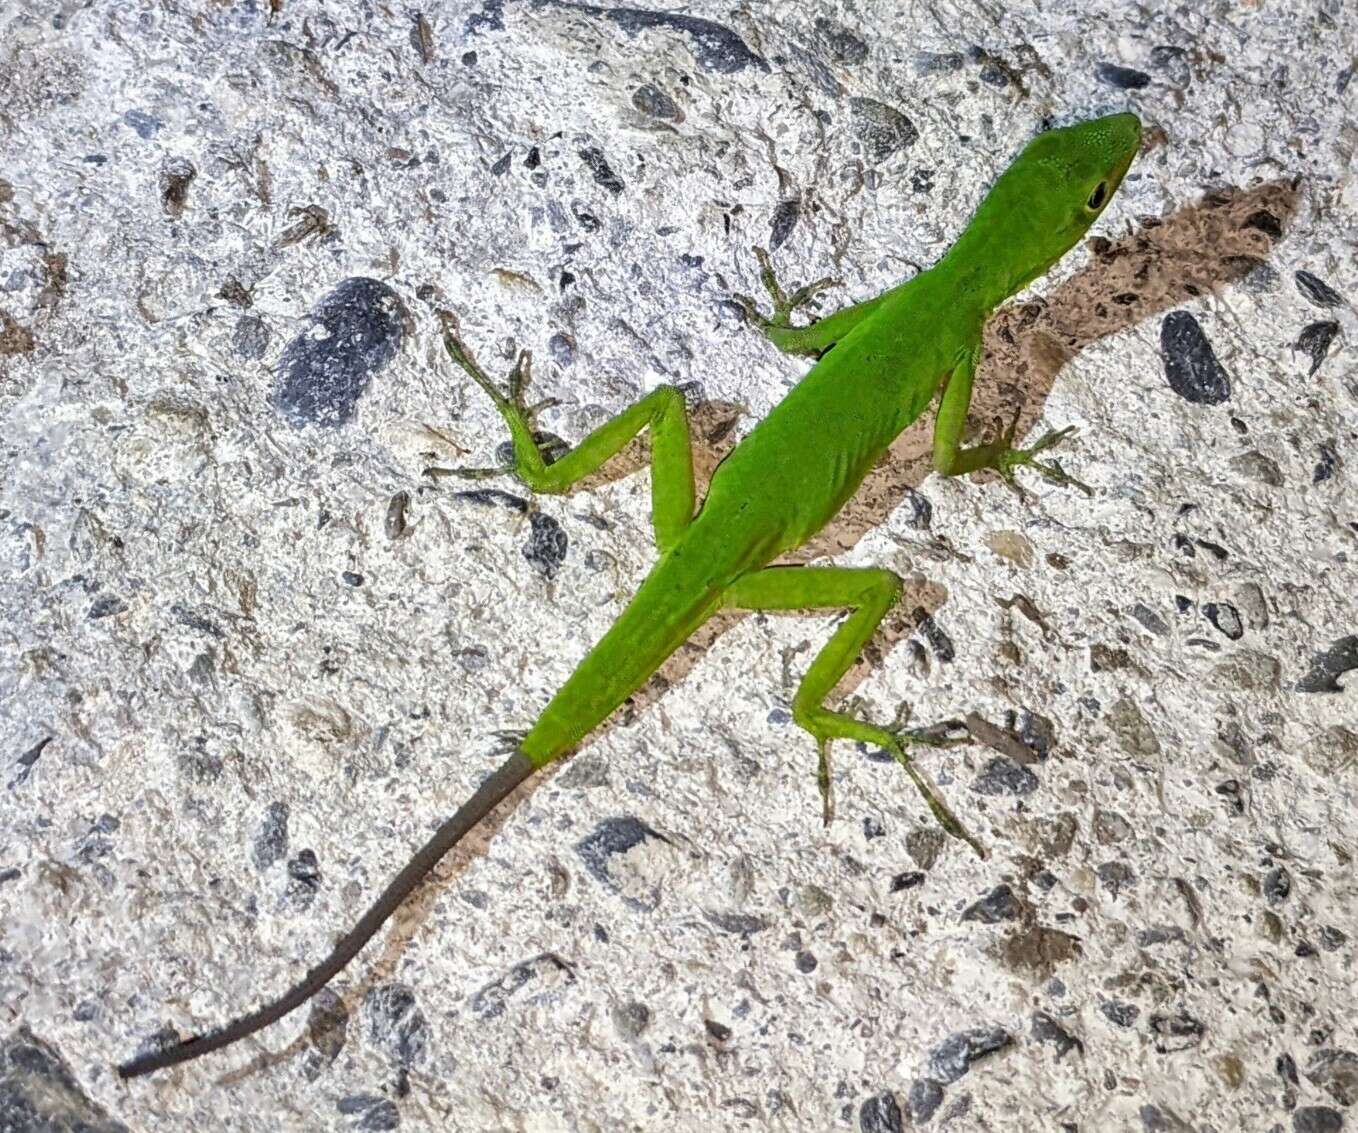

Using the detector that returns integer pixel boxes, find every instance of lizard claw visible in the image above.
[507,349,532,407]
[730,290,774,331]
[896,719,971,748]
[994,420,1093,497]
[733,246,840,330]
[817,740,835,827]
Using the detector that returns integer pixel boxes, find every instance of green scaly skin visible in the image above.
[117,113,1140,1078]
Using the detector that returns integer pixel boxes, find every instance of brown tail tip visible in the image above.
[116,752,536,1078]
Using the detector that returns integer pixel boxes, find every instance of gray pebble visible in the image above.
[912,51,965,75]
[1264,865,1292,905]
[575,816,666,908]
[363,984,430,1066]
[598,7,767,74]
[1031,1010,1082,1059]
[1160,311,1230,404]
[252,801,289,869]
[611,1000,651,1039]
[306,988,348,1070]
[1314,442,1339,484]
[1097,62,1151,89]
[1319,926,1348,952]
[284,849,321,909]
[1149,45,1191,86]
[1129,603,1169,635]
[523,511,568,578]
[1136,925,1186,946]
[769,198,800,251]
[961,884,1022,924]
[1149,1012,1205,1053]
[1229,451,1284,486]
[849,98,918,162]
[579,147,624,194]
[337,1095,400,1131]
[1297,636,1358,693]
[1295,270,1344,308]
[927,1026,1013,1084]
[813,18,868,65]
[1293,1108,1343,1133]
[1296,321,1341,377]
[906,1079,944,1124]
[548,332,576,367]
[1307,1048,1358,1107]
[1205,602,1244,640]
[123,108,162,139]
[1092,809,1132,844]
[0,1027,127,1132]
[631,84,679,120]
[1100,1000,1139,1028]
[971,756,1039,796]
[232,314,271,360]
[1213,649,1282,692]
[906,828,945,869]
[859,1090,902,1133]
[273,277,407,429]
[1140,1105,1195,1132]
[703,911,769,935]
[88,594,128,620]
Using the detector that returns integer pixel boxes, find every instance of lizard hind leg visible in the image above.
[722,566,985,857]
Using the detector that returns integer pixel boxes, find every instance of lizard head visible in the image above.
[1028,111,1141,224]
[974,111,1142,297]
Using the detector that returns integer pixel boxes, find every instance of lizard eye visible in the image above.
[1087,181,1109,210]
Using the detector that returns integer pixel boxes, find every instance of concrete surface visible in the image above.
[1,0,1355,1129]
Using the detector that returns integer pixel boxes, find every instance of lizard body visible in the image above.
[118,111,1141,1078]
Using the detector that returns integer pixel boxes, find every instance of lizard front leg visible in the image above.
[731,246,887,358]
[932,344,1092,498]
[439,312,696,552]
[723,565,984,857]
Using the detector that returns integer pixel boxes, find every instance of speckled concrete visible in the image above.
[2,0,1356,1130]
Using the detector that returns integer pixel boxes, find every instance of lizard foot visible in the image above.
[438,310,562,480]
[812,712,983,857]
[731,246,839,331]
[874,727,987,859]
[990,409,1093,499]
[897,719,972,749]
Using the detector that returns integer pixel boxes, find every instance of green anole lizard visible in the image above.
[118,111,1141,1078]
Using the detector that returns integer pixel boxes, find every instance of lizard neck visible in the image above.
[938,203,1062,316]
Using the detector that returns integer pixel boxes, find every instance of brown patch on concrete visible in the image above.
[1001,922,1082,977]
[0,211,70,361]
[0,310,34,355]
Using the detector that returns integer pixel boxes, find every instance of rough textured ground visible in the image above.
[2,0,1356,1130]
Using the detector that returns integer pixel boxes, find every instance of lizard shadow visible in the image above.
[233,178,1300,1079]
